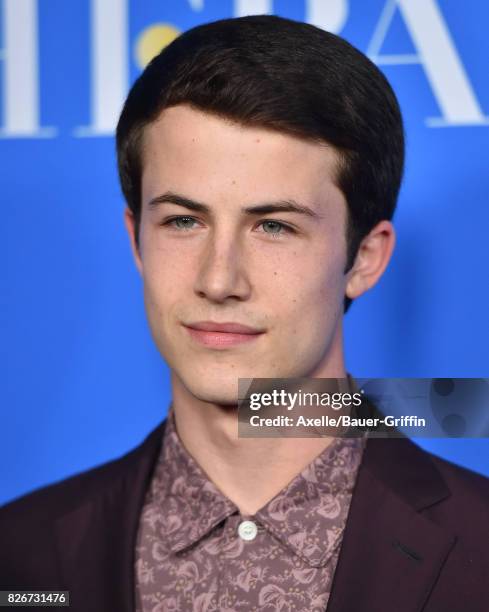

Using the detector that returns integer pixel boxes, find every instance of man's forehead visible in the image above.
[140,104,344,214]
[143,104,340,165]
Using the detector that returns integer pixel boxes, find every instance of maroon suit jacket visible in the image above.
[1,419,488,612]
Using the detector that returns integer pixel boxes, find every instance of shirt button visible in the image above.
[238,520,258,541]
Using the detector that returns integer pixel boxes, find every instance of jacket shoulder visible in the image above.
[425,448,489,513]
[364,434,489,515]
[0,419,166,522]
[390,436,489,544]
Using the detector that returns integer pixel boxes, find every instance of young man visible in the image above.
[1,14,488,612]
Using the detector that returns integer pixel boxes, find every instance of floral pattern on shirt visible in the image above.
[135,407,366,612]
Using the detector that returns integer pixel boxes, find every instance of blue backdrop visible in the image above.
[2,0,488,506]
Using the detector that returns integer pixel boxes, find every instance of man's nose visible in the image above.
[194,232,252,303]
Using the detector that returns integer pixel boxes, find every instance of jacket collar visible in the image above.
[54,420,167,612]
[327,434,455,612]
[54,421,455,612]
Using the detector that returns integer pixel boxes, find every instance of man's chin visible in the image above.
[174,376,241,408]
[192,391,240,409]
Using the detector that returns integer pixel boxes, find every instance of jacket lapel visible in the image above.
[327,436,456,612]
[53,420,167,612]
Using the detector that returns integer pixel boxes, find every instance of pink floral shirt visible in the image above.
[134,407,366,611]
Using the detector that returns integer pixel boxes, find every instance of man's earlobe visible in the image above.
[345,220,395,300]
[123,207,143,275]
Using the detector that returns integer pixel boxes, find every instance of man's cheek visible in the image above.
[144,275,179,310]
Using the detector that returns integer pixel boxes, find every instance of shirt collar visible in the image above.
[149,407,238,554]
[151,388,366,567]
[255,434,366,567]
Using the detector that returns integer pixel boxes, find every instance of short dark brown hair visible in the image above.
[116,14,405,311]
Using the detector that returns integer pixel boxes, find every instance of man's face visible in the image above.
[128,104,351,405]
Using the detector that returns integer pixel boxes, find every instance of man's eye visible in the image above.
[162,216,198,230]
[259,220,292,236]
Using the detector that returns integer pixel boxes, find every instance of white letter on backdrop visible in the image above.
[75,0,128,136]
[0,0,55,137]
[368,0,488,127]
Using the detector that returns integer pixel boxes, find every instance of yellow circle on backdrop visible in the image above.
[135,23,181,69]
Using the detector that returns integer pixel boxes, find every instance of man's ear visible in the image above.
[345,220,395,300]
[123,207,143,275]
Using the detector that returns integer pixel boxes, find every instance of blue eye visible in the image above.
[260,220,291,236]
[163,216,198,230]
[262,220,281,233]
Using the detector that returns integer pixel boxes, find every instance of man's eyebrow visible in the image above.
[147,191,322,219]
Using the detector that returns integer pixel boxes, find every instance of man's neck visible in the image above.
[170,367,349,516]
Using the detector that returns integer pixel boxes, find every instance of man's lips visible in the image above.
[185,321,264,333]
[182,321,265,347]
